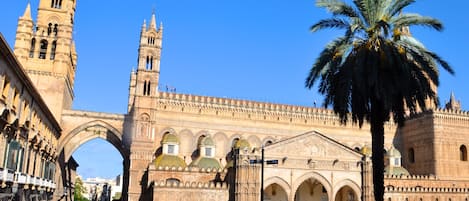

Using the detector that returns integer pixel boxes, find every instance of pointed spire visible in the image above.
[150,11,157,30]
[159,22,163,31]
[142,19,147,32]
[450,91,456,102]
[22,2,32,20]
[445,91,461,111]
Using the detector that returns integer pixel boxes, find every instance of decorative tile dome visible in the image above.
[360,145,372,156]
[234,139,250,149]
[154,154,187,168]
[162,133,179,144]
[189,157,221,169]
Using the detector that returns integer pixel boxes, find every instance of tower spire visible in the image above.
[150,11,157,30]
[22,2,32,19]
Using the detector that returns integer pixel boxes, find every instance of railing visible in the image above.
[0,169,57,189]
[0,168,15,182]
[15,172,27,184]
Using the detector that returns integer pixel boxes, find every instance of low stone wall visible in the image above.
[152,180,229,201]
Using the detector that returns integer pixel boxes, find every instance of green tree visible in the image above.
[305,0,454,200]
[74,177,89,201]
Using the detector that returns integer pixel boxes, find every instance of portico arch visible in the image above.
[59,120,128,161]
[333,179,361,201]
[264,176,291,200]
[293,172,332,201]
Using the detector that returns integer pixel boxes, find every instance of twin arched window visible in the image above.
[51,0,63,9]
[146,56,153,70]
[143,80,151,96]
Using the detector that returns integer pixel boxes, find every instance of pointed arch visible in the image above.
[293,171,332,199]
[29,38,36,58]
[39,40,48,59]
[59,120,127,161]
[50,40,57,60]
[460,145,467,161]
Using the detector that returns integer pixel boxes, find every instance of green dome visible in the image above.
[234,139,250,149]
[200,136,215,146]
[189,157,221,169]
[384,166,410,176]
[154,154,186,168]
[360,145,372,156]
[387,146,402,158]
[162,133,179,144]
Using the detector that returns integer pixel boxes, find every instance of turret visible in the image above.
[13,0,78,120]
[127,12,163,112]
[445,92,461,111]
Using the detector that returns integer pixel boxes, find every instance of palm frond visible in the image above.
[316,0,360,18]
[424,50,454,75]
[305,37,352,88]
[310,18,351,32]
[392,13,443,31]
[388,0,416,17]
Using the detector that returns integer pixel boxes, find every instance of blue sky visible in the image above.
[0,1,467,179]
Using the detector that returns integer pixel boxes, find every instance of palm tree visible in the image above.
[305,0,454,200]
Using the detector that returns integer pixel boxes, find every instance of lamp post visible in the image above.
[260,147,264,201]
[250,146,278,201]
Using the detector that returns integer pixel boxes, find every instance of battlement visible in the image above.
[385,186,469,193]
[384,174,437,180]
[154,180,228,190]
[157,91,335,116]
[149,164,227,174]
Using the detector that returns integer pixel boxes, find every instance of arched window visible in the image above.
[147,81,151,95]
[146,56,150,70]
[150,56,153,69]
[166,178,180,185]
[143,80,147,95]
[50,41,57,60]
[53,24,58,36]
[39,40,48,59]
[460,145,467,161]
[264,140,273,147]
[47,23,52,36]
[408,148,415,163]
[29,38,36,58]
[51,0,63,9]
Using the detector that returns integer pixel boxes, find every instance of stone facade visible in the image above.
[0,1,468,201]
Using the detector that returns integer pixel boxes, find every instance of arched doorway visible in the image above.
[335,186,358,201]
[57,120,129,201]
[294,178,329,201]
[264,183,288,201]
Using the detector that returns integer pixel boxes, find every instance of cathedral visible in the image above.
[0,0,468,201]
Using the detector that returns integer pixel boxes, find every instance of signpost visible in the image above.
[249,147,278,201]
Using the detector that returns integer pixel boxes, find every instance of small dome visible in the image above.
[360,145,372,156]
[154,154,186,168]
[189,157,221,169]
[199,136,215,146]
[384,166,410,176]
[162,133,179,144]
[234,139,250,149]
[387,146,402,158]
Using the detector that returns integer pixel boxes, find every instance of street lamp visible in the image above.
[249,146,278,201]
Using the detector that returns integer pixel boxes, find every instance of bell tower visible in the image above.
[127,12,163,111]
[125,11,163,201]
[14,0,77,121]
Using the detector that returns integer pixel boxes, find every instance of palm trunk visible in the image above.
[371,100,385,201]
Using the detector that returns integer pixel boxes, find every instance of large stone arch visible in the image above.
[264,176,291,198]
[333,179,361,201]
[59,120,128,161]
[293,171,333,200]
